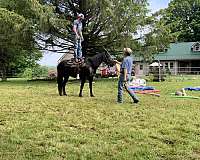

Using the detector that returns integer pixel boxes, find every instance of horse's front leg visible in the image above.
[89,76,95,97]
[62,75,69,96]
[79,78,86,97]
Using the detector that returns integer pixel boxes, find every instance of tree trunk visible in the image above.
[0,48,7,81]
[1,66,7,81]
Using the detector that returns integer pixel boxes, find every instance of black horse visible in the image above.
[57,52,114,97]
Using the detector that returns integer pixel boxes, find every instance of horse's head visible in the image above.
[103,50,115,67]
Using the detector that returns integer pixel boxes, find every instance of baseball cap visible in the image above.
[78,13,84,19]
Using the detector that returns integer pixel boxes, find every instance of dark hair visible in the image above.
[125,51,131,56]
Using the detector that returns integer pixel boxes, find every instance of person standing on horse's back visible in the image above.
[73,13,84,63]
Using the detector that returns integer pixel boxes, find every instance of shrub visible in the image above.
[48,70,57,79]
[21,65,49,80]
[21,68,33,79]
[32,66,48,78]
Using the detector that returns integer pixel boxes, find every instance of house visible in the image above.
[134,42,200,76]
[57,50,74,63]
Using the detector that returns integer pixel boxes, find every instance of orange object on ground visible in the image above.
[134,90,160,94]
[144,93,160,97]
[134,90,160,97]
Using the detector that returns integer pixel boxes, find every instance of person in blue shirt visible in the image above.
[73,13,84,62]
[115,48,139,104]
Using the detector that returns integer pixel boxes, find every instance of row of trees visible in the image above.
[0,0,199,81]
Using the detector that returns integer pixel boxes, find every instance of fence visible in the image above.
[177,67,200,74]
[0,69,57,80]
[135,67,200,77]
[1,67,200,80]
[0,70,19,78]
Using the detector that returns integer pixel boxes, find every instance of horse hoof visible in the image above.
[63,94,67,96]
[79,94,83,97]
[91,95,95,97]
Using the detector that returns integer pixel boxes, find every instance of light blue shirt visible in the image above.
[73,19,82,35]
[120,56,133,75]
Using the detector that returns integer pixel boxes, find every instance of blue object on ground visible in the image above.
[128,86,155,91]
[184,87,200,91]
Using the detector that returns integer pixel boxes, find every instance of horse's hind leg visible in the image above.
[57,75,63,96]
[79,78,86,97]
[89,76,95,97]
[62,75,69,96]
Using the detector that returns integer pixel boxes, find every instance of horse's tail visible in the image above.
[57,63,64,96]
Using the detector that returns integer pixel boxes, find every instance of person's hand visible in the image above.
[123,80,128,88]
[123,79,127,84]
[76,34,80,40]
[113,60,119,63]
[81,36,84,42]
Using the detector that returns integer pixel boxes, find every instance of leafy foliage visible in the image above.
[21,65,49,79]
[161,0,200,42]
[0,0,52,80]
[0,8,34,50]
[0,8,39,80]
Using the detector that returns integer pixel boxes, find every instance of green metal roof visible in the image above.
[154,42,200,61]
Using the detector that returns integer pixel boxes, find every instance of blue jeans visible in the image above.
[74,38,82,59]
[117,74,139,103]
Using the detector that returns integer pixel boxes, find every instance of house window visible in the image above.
[140,64,143,70]
[165,62,169,69]
[170,62,174,69]
[195,46,200,51]
[192,43,200,52]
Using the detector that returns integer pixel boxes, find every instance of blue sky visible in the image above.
[38,0,171,66]
[149,0,171,13]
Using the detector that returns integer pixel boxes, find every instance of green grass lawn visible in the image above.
[0,77,200,160]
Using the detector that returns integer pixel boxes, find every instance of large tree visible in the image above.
[161,0,200,42]
[35,0,148,55]
[35,0,171,58]
[0,0,58,80]
[0,8,40,80]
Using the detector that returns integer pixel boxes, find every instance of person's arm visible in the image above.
[79,31,84,41]
[73,23,80,39]
[120,59,127,82]
[113,60,121,64]
[124,68,127,82]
